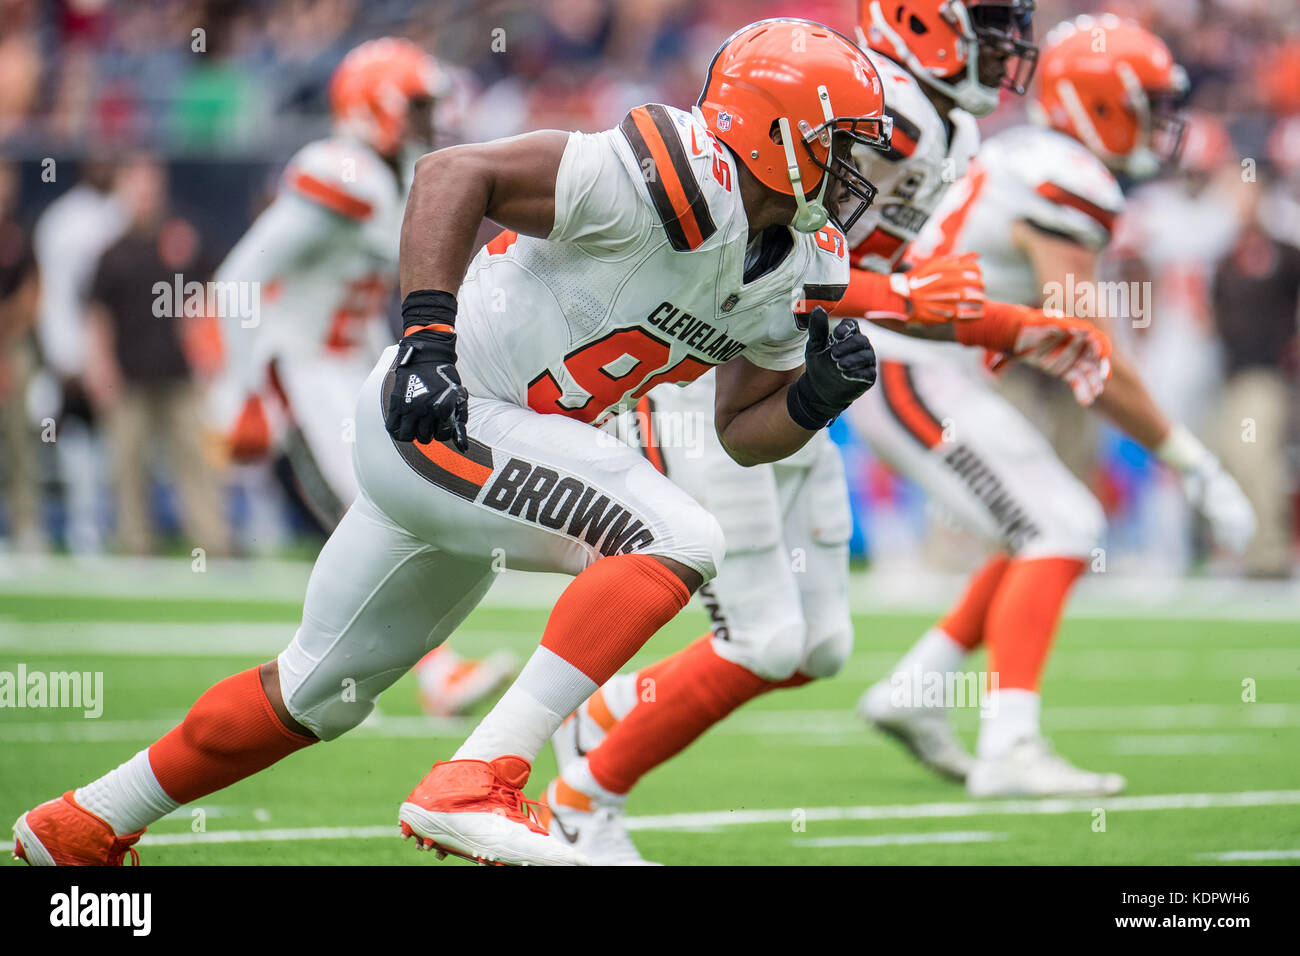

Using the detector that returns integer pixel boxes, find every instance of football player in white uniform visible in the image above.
[537,2,1122,863]
[13,19,893,868]
[216,38,515,717]
[856,14,1256,797]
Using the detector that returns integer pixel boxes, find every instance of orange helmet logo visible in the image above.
[329,38,446,157]
[858,0,1038,117]
[697,18,892,233]
[1034,15,1188,178]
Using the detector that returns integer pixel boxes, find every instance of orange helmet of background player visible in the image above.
[1034,15,1188,179]
[858,0,1038,117]
[697,18,892,233]
[330,38,446,157]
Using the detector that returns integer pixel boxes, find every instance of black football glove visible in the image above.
[787,307,877,430]
[384,290,470,450]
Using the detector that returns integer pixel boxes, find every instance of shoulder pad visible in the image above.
[868,54,942,165]
[947,110,981,171]
[617,104,735,252]
[282,137,395,221]
[983,126,1124,250]
[797,225,851,313]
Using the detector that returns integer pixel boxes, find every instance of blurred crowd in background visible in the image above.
[0,0,1297,578]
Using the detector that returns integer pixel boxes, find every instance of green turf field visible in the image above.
[3,573,1298,865]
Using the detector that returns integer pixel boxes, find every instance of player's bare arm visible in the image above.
[713,358,807,466]
[715,308,877,467]
[1018,218,1254,549]
[398,131,569,297]
[1015,219,1170,447]
[387,131,568,450]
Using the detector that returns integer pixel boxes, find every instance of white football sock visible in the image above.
[75,749,179,835]
[977,689,1042,759]
[454,646,596,763]
[561,756,625,805]
[890,627,970,703]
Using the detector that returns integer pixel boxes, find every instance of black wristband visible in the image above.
[786,374,843,431]
[401,289,458,334]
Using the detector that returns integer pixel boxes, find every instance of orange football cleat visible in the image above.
[414,646,517,718]
[398,756,587,866]
[12,792,144,866]
[227,393,272,462]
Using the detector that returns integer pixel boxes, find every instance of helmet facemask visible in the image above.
[779,84,892,233]
[1131,75,1190,178]
[965,1,1038,99]
[867,1,1038,117]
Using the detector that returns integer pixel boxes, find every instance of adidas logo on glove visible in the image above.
[405,375,429,404]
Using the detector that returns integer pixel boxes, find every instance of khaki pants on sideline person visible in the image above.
[0,342,44,550]
[1218,367,1294,577]
[104,381,230,557]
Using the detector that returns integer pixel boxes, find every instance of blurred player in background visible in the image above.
[216,38,514,717]
[857,14,1255,797]
[1109,112,1245,574]
[31,157,126,554]
[540,1,1120,862]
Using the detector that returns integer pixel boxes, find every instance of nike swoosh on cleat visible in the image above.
[550,812,581,845]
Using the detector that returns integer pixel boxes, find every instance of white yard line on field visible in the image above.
[3,555,1298,619]
[4,703,1300,744]
[793,831,1007,848]
[0,621,536,656]
[621,789,1300,831]
[1198,849,1300,861]
[4,618,1298,687]
[723,703,1300,738]
[1106,734,1263,755]
[2,790,1297,853]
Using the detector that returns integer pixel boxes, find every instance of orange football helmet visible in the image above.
[858,0,1038,117]
[696,18,892,233]
[1034,15,1188,179]
[329,38,447,157]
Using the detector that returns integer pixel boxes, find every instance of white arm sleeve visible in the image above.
[216,194,354,392]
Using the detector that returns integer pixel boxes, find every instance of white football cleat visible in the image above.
[550,691,616,776]
[416,647,517,718]
[859,679,974,782]
[966,736,1126,798]
[540,778,660,866]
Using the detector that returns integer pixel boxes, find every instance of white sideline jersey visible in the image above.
[455,104,849,425]
[217,135,407,392]
[911,123,1125,307]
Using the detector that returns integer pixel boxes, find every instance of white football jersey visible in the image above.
[218,135,407,391]
[846,51,981,275]
[844,50,980,364]
[912,124,1125,307]
[455,104,849,425]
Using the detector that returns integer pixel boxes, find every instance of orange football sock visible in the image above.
[540,554,691,687]
[587,634,769,794]
[983,557,1085,692]
[149,667,316,804]
[938,553,1011,650]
